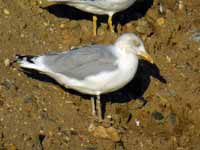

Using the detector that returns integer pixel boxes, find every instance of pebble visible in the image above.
[135,119,140,127]
[178,0,184,10]
[157,17,165,26]
[63,136,70,142]
[151,111,164,121]
[4,58,10,67]
[88,123,96,132]
[43,22,49,27]
[60,23,65,29]
[3,8,10,15]
[166,55,171,63]
[106,115,112,119]
[90,125,120,142]
[168,112,177,125]
[191,30,200,42]
[168,89,177,97]
[23,95,36,103]
[0,79,13,90]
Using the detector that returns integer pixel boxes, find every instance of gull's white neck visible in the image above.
[110,45,139,89]
[114,46,138,71]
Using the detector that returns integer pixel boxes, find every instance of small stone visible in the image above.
[151,111,164,121]
[88,123,96,132]
[191,30,200,42]
[39,130,45,135]
[168,89,177,97]
[3,8,10,15]
[64,136,70,142]
[178,0,184,10]
[1,79,13,90]
[166,56,171,63]
[43,22,49,26]
[92,126,107,138]
[4,58,10,67]
[135,119,140,127]
[168,112,177,125]
[60,23,65,29]
[92,126,120,142]
[157,17,165,26]
[24,95,36,103]
[106,115,112,119]
[20,33,25,38]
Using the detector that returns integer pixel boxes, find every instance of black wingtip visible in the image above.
[15,55,35,63]
[15,54,24,61]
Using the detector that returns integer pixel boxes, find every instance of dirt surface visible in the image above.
[0,0,200,150]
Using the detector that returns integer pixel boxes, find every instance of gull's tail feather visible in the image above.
[15,55,45,71]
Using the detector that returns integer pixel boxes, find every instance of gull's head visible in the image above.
[114,33,154,63]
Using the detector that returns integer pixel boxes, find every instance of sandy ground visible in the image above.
[0,0,200,149]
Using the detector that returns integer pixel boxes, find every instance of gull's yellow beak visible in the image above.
[138,52,154,64]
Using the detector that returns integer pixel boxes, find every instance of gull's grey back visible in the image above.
[42,45,118,80]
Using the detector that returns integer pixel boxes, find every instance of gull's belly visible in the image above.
[67,0,135,15]
[65,69,135,95]
[90,68,136,94]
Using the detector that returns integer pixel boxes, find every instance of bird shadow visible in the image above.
[43,0,153,27]
[18,59,166,103]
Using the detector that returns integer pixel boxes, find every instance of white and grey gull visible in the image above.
[16,33,153,121]
[47,0,137,35]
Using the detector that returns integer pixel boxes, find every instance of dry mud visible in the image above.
[0,0,200,150]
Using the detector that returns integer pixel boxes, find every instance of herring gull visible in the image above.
[16,33,153,121]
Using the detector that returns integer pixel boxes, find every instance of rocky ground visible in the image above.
[0,0,200,150]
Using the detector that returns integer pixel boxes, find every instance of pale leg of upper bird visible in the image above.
[92,16,97,36]
[91,97,96,116]
[96,94,102,121]
[108,15,114,32]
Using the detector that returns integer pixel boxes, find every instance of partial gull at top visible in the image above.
[48,0,137,35]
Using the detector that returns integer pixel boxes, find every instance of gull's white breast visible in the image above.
[67,0,136,16]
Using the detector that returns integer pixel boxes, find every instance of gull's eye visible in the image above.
[133,40,141,47]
